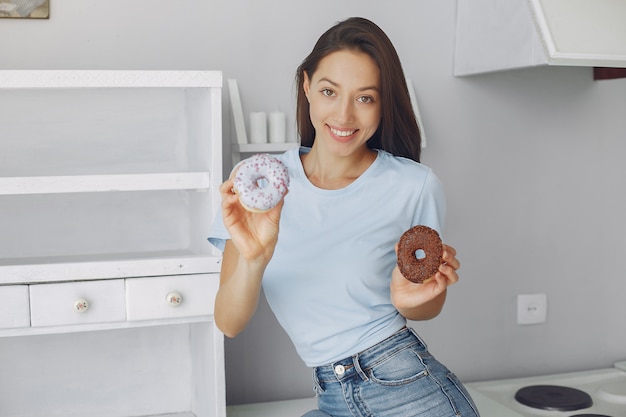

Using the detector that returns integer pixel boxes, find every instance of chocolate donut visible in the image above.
[397,225,443,283]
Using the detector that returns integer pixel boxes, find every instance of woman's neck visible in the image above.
[301,144,377,190]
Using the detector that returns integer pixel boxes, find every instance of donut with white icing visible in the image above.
[232,153,289,213]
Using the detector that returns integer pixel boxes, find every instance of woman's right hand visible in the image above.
[219,177,284,265]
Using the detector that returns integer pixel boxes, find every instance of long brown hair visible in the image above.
[296,17,421,162]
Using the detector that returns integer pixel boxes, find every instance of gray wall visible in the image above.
[3,0,625,406]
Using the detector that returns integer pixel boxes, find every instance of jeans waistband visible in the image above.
[314,327,428,383]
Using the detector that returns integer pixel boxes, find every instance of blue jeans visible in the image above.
[302,327,479,417]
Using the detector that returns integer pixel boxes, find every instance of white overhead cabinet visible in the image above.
[454,0,626,76]
[0,70,225,417]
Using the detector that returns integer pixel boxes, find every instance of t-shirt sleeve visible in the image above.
[412,168,447,238]
[207,206,229,253]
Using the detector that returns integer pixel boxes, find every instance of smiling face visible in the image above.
[303,49,382,158]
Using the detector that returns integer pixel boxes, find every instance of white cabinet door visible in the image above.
[30,279,125,327]
[454,0,626,76]
[0,285,30,329]
[126,274,218,321]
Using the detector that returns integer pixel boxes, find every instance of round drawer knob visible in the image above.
[166,292,183,307]
[74,298,89,313]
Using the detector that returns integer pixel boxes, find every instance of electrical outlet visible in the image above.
[517,293,547,325]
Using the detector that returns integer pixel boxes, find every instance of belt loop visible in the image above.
[312,367,325,393]
[353,354,369,381]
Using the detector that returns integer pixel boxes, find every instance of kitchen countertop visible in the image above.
[227,397,317,417]
[226,387,517,417]
[465,386,525,417]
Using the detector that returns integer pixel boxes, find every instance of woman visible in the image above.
[209,17,479,417]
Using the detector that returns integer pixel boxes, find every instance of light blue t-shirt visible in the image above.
[208,147,446,367]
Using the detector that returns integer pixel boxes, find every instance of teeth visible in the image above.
[330,127,356,137]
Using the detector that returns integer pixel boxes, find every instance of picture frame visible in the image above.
[0,0,49,19]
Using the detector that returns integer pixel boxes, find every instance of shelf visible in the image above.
[231,142,299,165]
[0,251,221,284]
[0,70,222,89]
[0,172,211,195]
[232,143,298,153]
[0,314,212,338]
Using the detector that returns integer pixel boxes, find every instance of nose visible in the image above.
[335,96,355,124]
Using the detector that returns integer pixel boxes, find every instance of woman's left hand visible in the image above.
[390,244,461,321]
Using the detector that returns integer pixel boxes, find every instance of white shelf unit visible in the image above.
[0,70,226,417]
[231,142,298,166]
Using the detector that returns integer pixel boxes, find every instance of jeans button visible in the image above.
[334,364,345,375]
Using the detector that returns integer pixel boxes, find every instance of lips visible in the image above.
[329,126,357,138]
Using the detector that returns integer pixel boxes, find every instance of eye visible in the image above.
[321,88,335,97]
[357,95,375,104]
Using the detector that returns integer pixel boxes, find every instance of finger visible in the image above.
[219,178,235,196]
[220,180,242,216]
[442,253,460,271]
[432,273,451,291]
[442,248,460,271]
[442,243,456,257]
[437,263,459,285]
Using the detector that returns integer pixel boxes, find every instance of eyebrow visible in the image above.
[318,77,380,93]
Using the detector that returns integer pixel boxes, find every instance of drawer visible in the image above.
[30,279,125,327]
[0,285,30,329]
[126,274,219,321]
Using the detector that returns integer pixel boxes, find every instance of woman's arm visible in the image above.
[213,178,285,337]
[214,240,265,337]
